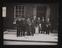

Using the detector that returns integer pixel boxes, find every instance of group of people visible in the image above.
[16,16,52,37]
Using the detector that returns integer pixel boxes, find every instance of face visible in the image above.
[48,18,49,22]
[23,18,25,20]
[34,16,36,20]
[27,18,30,20]
[18,18,21,21]
[42,17,44,21]
[38,17,40,20]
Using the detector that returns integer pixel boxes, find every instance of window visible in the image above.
[13,5,24,24]
[2,7,6,17]
[14,5,24,18]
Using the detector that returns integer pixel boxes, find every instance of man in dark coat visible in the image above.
[26,18,31,36]
[16,18,26,37]
[41,17,47,34]
[31,19,35,36]
[46,23,51,34]
[21,18,26,36]
[32,16,37,34]
[37,17,41,33]
[16,18,22,37]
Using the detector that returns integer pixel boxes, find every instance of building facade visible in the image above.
[2,3,58,33]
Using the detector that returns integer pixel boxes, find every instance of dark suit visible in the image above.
[46,23,51,34]
[31,19,37,35]
[41,21,47,33]
[26,20,31,36]
[16,20,26,37]
[21,20,26,36]
[31,21,35,36]
[37,19,41,33]
[25,23,30,36]
[16,20,21,37]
